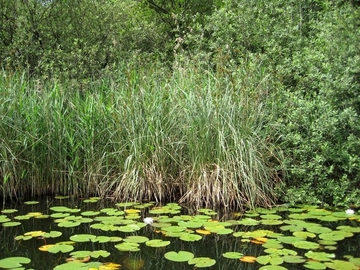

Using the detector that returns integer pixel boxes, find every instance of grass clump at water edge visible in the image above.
[0,61,282,209]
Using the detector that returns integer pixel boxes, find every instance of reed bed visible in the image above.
[0,60,282,208]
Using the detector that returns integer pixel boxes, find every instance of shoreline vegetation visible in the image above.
[1,0,359,209]
[0,62,282,209]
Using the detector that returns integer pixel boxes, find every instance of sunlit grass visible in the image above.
[0,60,282,208]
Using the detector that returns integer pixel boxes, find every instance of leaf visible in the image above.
[292,241,320,250]
[0,257,31,268]
[222,252,243,259]
[188,257,216,267]
[164,251,194,262]
[145,239,171,247]
[180,233,202,242]
[240,256,257,263]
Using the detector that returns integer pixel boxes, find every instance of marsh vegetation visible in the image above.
[1,0,360,208]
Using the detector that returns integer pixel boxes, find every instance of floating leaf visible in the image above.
[180,233,202,242]
[282,255,306,264]
[115,242,140,252]
[47,244,74,253]
[24,200,39,205]
[240,256,257,263]
[58,221,81,228]
[292,240,320,250]
[259,266,287,270]
[1,209,18,214]
[305,251,335,262]
[70,234,97,242]
[319,233,344,241]
[164,251,194,262]
[223,252,243,259]
[146,239,171,247]
[124,236,149,243]
[188,257,216,268]
[324,260,358,270]
[237,218,259,226]
[2,221,21,227]
[256,255,271,265]
[196,229,211,235]
[0,256,31,268]
[81,211,100,216]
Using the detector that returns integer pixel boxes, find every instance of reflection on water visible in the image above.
[0,197,359,270]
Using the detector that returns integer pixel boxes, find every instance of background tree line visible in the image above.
[1,0,359,207]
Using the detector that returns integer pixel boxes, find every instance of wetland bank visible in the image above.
[1,0,360,269]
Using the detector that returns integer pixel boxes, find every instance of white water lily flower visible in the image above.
[143,217,154,224]
[345,209,355,215]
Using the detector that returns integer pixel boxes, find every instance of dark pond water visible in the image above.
[0,196,360,270]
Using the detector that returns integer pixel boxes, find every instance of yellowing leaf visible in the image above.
[124,209,141,214]
[24,231,45,237]
[196,229,211,235]
[240,256,257,263]
[39,244,55,251]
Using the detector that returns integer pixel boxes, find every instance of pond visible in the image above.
[0,196,360,270]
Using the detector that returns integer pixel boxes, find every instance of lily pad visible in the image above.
[2,221,21,227]
[259,266,287,270]
[304,261,327,269]
[292,240,320,250]
[188,257,216,268]
[145,239,171,247]
[115,242,140,252]
[164,251,194,262]
[124,236,149,243]
[180,233,202,242]
[222,252,243,259]
[0,256,31,268]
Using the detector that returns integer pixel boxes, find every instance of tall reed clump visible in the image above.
[0,57,282,209]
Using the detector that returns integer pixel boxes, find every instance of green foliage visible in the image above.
[0,0,359,207]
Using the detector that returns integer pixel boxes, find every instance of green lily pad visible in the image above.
[306,226,332,234]
[282,255,306,264]
[48,244,74,253]
[70,234,97,242]
[124,236,149,243]
[115,242,140,252]
[259,265,287,270]
[292,240,320,250]
[164,251,194,262]
[304,261,327,269]
[319,233,344,241]
[53,262,88,270]
[0,215,11,223]
[188,257,216,268]
[324,260,358,270]
[2,221,21,227]
[222,252,243,259]
[261,220,284,225]
[81,211,100,216]
[57,221,81,228]
[117,224,141,232]
[146,239,171,247]
[180,233,202,242]
[256,255,271,265]
[0,256,31,268]
[305,251,335,261]
[14,215,31,220]
[260,214,282,220]
[1,209,18,214]
[293,231,316,239]
[277,236,303,244]
[177,221,203,228]
[237,218,259,226]
[337,226,360,233]
[24,200,39,205]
